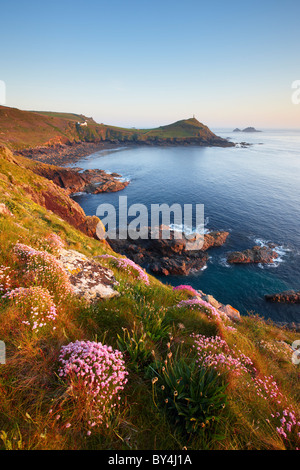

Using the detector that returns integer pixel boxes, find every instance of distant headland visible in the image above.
[0,106,234,165]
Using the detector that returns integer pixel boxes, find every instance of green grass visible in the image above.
[31,111,95,123]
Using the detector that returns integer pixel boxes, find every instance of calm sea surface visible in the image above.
[70,129,300,325]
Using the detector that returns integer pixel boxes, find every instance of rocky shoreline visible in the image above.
[16,141,124,166]
[16,137,235,168]
[26,160,129,195]
[64,168,129,195]
[108,225,229,276]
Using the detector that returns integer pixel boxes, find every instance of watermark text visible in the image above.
[96,196,205,250]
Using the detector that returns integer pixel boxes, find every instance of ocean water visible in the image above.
[70,129,300,325]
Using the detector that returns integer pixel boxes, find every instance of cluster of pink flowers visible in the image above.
[58,340,128,432]
[177,297,222,321]
[253,375,285,404]
[193,333,300,445]
[256,375,300,443]
[272,409,300,442]
[225,325,237,333]
[0,265,12,295]
[13,243,73,298]
[173,285,199,296]
[46,233,65,254]
[99,254,150,285]
[192,334,254,375]
[4,286,57,333]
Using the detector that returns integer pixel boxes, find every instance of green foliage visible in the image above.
[137,306,170,343]
[0,428,24,450]
[117,325,154,373]
[150,350,228,436]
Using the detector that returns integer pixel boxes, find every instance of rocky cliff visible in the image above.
[0,145,105,239]
[17,157,129,195]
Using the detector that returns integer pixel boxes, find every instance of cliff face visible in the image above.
[17,157,129,195]
[0,145,104,239]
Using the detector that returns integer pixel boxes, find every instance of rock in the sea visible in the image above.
[227,245,278,264]
[265,290,300,304]
[59,248,120,301]
[202,231,230,251]
[93,179,129,193]
[242,127,262,133]
[233,127,261,133]
[108,226,229,276]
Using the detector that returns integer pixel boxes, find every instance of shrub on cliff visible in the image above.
[4,286,57,335]
[150,346,228,436]
[58,340,128,434]
[13,243,73,301]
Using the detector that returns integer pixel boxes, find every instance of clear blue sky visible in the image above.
[1,0,300,128]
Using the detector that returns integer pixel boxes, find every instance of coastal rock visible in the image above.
[108,226,229,276]
[227,245,278,264]
[29,182,104,240]
[202,294,222,309]
[218,304,241,321]
[265,290,300,304]
[75,168,129,193]
[202,231,230,251]
[93,179,129,193]
[78,216,106,240]
[17,142,119,166]
[236,142,252,148]
[59,248,119,302]
[150,256,207,276]
[0,145,106,240]
[27,164,129,195]
[51,168,87,194]
[196,291,241,321]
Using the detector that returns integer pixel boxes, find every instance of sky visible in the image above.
[1,0,300,129]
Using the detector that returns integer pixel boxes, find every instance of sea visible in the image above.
[70,129,300,326]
